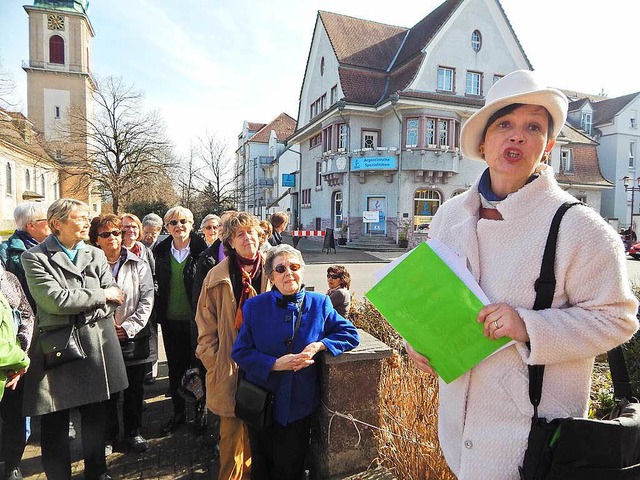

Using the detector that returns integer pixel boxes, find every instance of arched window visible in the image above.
[413,189,442,231]
[6,163,12,195]
[49,35,65,64]
[471,30,482,52]
[25,169,31,191]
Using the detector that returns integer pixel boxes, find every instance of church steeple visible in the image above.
[33,0,90,15]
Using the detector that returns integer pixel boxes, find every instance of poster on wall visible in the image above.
[363,210,380,223]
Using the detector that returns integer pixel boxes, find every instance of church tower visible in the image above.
[23,0,100,210]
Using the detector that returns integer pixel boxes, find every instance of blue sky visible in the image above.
[1,0,638,159]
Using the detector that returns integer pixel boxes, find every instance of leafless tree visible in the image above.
[0,60,17,110]
[60,76,177,213]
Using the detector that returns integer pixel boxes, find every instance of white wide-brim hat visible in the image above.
[460,69,568,162]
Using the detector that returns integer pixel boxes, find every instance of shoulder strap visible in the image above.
[528,202,580,416]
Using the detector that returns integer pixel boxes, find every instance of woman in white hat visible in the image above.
[406,70,639,479]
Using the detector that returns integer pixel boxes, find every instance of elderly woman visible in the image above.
[200,214,221,247]
[21,198,127,480]
[406,70,639,479]
[90,214,154,454]
[154,206,207,434]
[141,213,163,249]
[121,213,154,269]
[326,265,351,317]
[195,212,269,480]
[232,244,359,480]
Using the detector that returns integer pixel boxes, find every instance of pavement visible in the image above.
[286,235,399,264]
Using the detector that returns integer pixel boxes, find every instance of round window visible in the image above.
[471,30,482,52]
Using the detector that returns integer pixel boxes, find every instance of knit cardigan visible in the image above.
[429,165,639,480]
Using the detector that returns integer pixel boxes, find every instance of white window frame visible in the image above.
[405,118,419,148]
[561,148,574,173]
[630,141,636,168]
[581,113,592,135]
[471,30,482,52]
[437,67,454,92]
[337,123,348,151]
[465,71,481,96]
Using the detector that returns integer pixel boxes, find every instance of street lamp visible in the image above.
[622,175,640,235]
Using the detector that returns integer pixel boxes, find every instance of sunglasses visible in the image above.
[167,219,189,227]
[274,263,302,274]
[97,230,121,239]
[327,274,341,280]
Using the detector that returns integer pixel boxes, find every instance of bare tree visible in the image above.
[0,60,17,109]
[60,76,176,213]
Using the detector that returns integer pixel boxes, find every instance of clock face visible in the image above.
[336,156,347,171]
[47,14,65,31]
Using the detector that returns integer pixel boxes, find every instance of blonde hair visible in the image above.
[163,206,194,225]
[47,198,90,235]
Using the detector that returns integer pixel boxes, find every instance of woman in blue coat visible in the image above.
[231,244,359,480]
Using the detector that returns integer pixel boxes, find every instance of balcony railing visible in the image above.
[259,155,275,166]
[401,147,461,174]
[258,178,274,187]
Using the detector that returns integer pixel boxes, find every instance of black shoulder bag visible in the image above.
[234,298,303,430]
[519,202,640,479]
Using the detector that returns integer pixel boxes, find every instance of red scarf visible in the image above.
[234,253,262,330]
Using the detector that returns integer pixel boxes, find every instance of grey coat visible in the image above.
[21,235,128,416]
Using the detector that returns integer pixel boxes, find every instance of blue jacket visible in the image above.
[231,288,359,426]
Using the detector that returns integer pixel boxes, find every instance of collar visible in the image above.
[53,235,86,261]
[272,286,305,309]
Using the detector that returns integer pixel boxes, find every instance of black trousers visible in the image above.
[161,320,191,416]
[0,378,26,470]
[106,362,147,439]
[40,401,107,480]
[248,415,313,480]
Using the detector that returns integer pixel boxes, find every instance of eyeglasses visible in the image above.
[327,274,341,280]
[97,230,121,239]
[33,218,47,223]
[274,263,302,274]
[203,225,219,230]
[167,219,189,227]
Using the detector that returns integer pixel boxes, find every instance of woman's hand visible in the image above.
[105,286,124,305]
[478,302,530,342]
[301,341,326,358]
[5,365,28,390]
[114,324,128,340]
[272,353,315,372]
[404,340,436,375]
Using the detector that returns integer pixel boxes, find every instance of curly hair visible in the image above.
[327,264,351,289]
[221,212,261,254]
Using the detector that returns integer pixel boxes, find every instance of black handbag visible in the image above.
[120,323,151,361]
[178,367,205,403]
[41,324,87,370]
[519,202,640,479]
[234,297,303,430]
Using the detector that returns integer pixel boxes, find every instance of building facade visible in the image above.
[289,0,612,245]
[22,0,101,211]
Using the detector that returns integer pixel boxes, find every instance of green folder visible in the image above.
[365,242,511,383]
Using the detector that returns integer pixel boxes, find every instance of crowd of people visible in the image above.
[0,203,359,480]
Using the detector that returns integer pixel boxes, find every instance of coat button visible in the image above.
[464,440,473,449]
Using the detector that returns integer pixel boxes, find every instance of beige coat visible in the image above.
[195,257,270,417]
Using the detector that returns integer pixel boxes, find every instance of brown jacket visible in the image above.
[195,256,270,417]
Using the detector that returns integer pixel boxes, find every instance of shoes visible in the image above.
[5,467,22,480]
[105,442,113,457]
[97,474,113,480]
[127,434,149,453]
[68,421,76,441]
[161,413,186,435]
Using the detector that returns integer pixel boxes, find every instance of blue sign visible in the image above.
[282,174,295,187]
[351,156,397,171]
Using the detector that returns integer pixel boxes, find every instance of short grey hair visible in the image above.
[164,206,194,225]
[200,214,221,229]
[264,244,305,278]
[14,202,48,230]
[142,213,163,231]
[47,198,90,235]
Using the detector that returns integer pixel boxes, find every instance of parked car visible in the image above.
[628,241,640,259]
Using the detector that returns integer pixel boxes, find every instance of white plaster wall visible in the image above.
[408,0,529,94]
[43,88,70,140]
[41,13,69,67]
[299,19,341,126]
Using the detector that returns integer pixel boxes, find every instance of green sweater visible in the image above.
[166,256,191,321]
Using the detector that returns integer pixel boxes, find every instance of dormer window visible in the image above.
[471,30,482,52]
[581,113,592,136]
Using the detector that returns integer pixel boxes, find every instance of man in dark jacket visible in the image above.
[153,206,207,434]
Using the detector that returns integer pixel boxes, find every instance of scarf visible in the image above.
[127,241,142,258]
[234,252,263,330]
[15,230,38,249]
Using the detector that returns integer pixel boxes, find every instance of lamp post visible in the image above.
[622,176,640,248]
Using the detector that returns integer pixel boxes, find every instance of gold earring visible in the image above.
[479,144,485,155]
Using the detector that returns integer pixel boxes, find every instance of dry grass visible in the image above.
[349,297,455,480]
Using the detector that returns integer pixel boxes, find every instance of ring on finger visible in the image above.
[493,319,501,329]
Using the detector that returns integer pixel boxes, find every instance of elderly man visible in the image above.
[141,213,163,249]
[1,202,51,310]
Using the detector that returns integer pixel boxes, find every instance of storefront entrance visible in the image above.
[365,196,386,234]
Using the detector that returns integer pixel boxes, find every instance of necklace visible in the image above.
[107,257,119,266]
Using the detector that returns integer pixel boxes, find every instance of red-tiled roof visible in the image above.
[593,92,640,126]
[249,113,297,143]
[0,107,57,164]
[247,122,266,132]
[393,0,463,67]
[556,124,611,187]
[319,11,407,71]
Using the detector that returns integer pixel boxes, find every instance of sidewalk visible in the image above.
[19,360,218,480]
[286,235,398,264]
